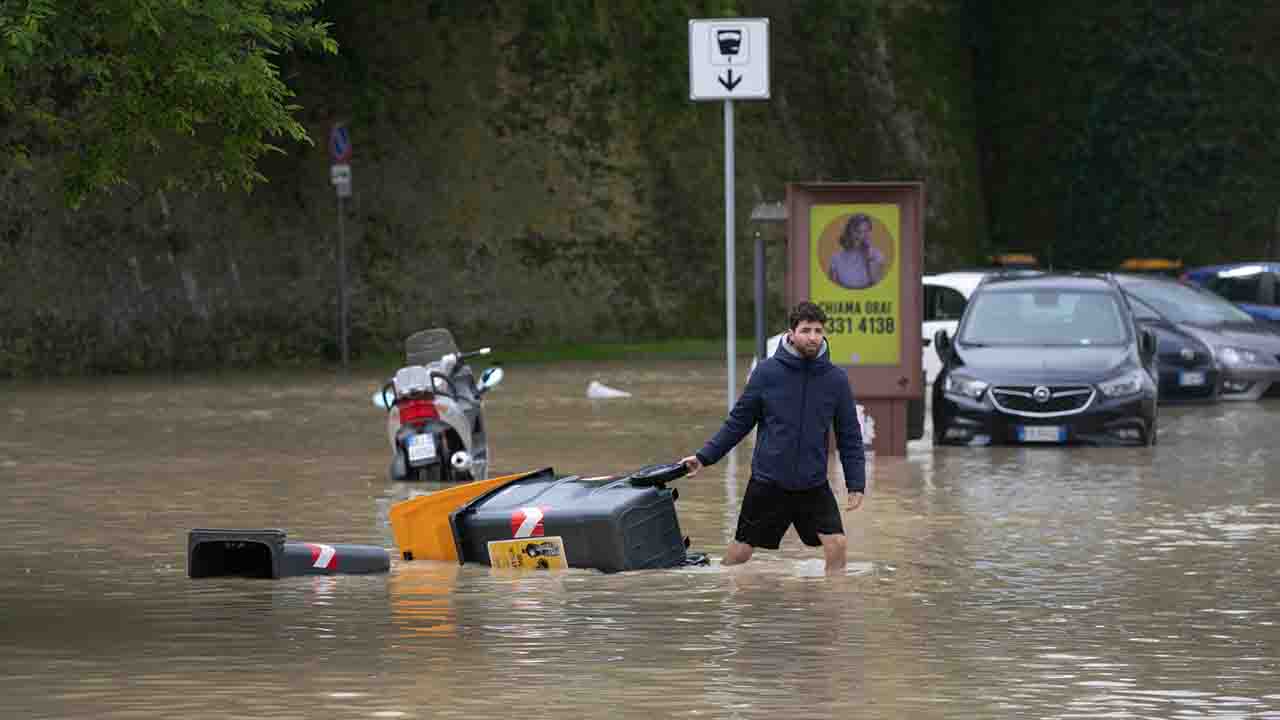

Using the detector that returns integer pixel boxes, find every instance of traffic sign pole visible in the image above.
[725,99,736,413]
[337,194,348,371]
[690,18,768,412]
[330,123,352,372]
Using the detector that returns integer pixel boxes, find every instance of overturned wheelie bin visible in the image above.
[187,528,390,579]
[390,463,705,573]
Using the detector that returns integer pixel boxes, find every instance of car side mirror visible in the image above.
[478,366,504,393]
[1140,329,1157,363]
[933,328,952,358]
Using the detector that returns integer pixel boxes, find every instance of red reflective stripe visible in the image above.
[510,508,546,537]
[306,543,337,570]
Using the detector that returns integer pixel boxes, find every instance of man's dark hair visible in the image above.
[788,301,828,329]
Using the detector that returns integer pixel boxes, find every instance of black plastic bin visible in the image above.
[448,467,692,573]
[188,528,391,579]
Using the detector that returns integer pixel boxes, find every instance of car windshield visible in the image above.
[960,289,1129,346]
[1123,280,1255,325]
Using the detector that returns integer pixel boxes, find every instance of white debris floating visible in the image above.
[587,380,632,399]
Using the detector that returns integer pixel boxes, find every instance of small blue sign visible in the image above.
[330,124,352,163]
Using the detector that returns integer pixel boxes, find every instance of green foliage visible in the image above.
[0,0,337,206]
[984,2,1280,268]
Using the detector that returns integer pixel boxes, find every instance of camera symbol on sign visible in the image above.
[711,28,748,65]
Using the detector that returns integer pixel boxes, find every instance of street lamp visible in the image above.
[749,201,787,361]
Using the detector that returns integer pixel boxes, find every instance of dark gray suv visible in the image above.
[932,273,1159,446]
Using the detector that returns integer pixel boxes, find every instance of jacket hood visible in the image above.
[775,335,832,370]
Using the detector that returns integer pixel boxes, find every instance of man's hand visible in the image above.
[680,455,703,477]
[845,492,864,511]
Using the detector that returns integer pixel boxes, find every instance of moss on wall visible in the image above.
[0,0,987,376]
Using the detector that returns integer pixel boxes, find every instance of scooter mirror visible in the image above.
[479,366,504,392]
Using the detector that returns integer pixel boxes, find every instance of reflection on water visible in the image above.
[1,367,1278,718]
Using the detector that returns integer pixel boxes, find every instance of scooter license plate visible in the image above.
[407,433,437,463]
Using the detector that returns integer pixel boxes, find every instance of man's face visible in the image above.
[789,320,825,359]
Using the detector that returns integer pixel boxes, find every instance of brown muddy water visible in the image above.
[2,360,1278,719]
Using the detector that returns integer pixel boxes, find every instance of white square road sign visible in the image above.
[689,18,770,101]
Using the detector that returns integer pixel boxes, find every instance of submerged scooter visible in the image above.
[374,328,504,483]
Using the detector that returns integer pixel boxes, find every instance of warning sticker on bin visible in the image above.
[510,507,547,537]
[487,536,567,570]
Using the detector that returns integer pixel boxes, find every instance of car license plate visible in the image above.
[407,433,437,463]
[1179,371,1205,387]
[1017,425,1065,443]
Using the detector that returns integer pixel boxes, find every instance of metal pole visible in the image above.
[754,228,765,361]
[337,195,349,371]
[724,99,736,413]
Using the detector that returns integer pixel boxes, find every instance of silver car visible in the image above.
[1117,274,1280,400]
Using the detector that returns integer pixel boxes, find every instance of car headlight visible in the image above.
[1216,346,1264,367]
[1098,369,1146,398]
[944,373,989,400]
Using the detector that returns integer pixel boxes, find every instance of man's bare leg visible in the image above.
[723,541,754,566]
[818,533,847,575]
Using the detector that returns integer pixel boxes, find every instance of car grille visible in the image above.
[990,385,1095,417]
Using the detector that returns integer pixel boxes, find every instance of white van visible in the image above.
[922,272,985,384]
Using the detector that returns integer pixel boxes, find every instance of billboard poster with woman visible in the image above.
[809,204,902,366]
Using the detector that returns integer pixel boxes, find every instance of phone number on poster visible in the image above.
[829,316,896,335]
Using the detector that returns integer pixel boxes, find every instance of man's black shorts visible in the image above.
[734,477,844,549]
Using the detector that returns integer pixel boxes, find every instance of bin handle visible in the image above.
[625,462,689,487]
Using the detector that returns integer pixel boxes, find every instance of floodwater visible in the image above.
[2,360,1278,719]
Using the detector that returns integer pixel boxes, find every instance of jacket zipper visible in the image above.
[793,361,810,481]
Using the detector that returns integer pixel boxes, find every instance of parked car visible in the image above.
[1109,275,1221,403]
[932,273,1159,446]
[1181,262,1280,323]
[1116,274,1280,401]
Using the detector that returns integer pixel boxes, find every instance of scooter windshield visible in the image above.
[405,328,460,366]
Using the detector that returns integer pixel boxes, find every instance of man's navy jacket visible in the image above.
[695,339,866,493]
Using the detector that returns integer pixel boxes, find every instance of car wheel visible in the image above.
[1145,421,1158,447]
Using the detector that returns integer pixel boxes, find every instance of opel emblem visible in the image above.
[1180,348,1195,361]
[1033,385,1052,403]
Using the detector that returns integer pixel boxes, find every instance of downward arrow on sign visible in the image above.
[718,68,743,91]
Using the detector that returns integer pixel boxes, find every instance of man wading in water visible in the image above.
[681,302,866,575]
